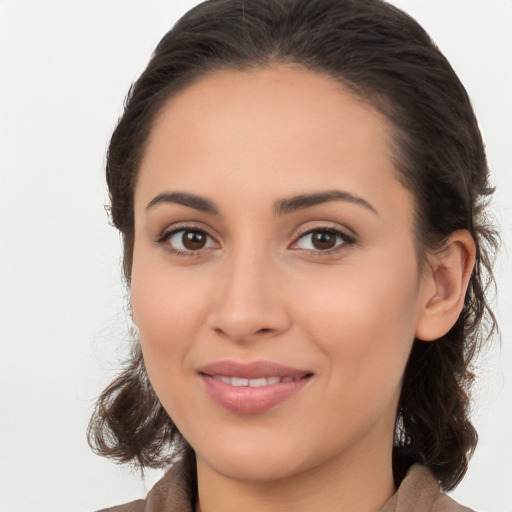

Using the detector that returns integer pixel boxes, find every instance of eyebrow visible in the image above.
[274,190,378,216]
[146,192,219,214]
[145,189,378,216]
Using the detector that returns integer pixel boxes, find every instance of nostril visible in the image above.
[208,300,291,342]
[214,327,227,337]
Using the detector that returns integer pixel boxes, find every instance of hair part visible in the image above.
[89,0,498,490]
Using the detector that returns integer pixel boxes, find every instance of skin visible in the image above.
[130,65,475,512]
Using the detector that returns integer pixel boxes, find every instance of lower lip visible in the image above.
[200,375,312,414]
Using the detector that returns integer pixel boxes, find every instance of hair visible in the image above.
[88,0,498,491]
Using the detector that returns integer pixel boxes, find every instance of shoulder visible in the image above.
[432,493,475,512]
[94,459,193,512]
[380,465,475,512]
[95,500,145,512]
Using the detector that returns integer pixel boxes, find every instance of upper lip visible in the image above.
[198,360,312,379]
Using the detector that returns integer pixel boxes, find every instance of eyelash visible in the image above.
[156,224,219,257]
[290,227,356,256]
[156,225,355,257]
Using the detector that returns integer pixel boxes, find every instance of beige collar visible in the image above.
[378,465,474,512]
[104,463,473,512]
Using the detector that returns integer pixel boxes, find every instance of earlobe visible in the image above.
[415,230,476,341]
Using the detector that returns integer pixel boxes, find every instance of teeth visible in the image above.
[249,377,267,387]
[232,377,249,387]
[212,375,300,387]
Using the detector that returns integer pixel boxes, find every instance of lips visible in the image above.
[198,361,313,414]
[211,375,301,387]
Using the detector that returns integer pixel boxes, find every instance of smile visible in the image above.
[198,361,313,414]
[210,375,302,387]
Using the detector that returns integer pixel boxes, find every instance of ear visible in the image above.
[415,230,476,341]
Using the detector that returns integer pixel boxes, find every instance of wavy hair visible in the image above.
[88,0,498,491]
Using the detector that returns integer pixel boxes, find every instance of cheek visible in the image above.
[130,264,214,425]
[130,252,212,371]
[295,253,421,395]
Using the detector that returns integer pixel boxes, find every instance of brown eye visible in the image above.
[292,228,354,253]
[311,231,337,250]
[161,228,217,254]
[182,230,207,250]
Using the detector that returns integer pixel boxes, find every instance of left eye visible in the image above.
[292,229,351,252]
[164,229,217,252]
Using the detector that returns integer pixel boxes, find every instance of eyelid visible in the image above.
[292,221,357,241]
[289,223,356,253]
[156,222,220,256]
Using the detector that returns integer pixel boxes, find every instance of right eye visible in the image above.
[158,228,218,255]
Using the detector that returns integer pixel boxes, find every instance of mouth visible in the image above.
[209,375,304,387]
[197,361,314,414]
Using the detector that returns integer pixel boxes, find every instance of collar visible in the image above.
[104,462,473,512]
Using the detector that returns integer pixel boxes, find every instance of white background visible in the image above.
[0,1,511,511]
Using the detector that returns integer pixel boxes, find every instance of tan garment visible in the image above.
[99,463,474,512]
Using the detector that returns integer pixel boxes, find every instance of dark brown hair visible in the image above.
[88,0,498,491]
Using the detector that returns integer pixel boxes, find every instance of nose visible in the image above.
[207,248,291,343]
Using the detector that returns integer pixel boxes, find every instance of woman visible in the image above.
[88,0,498,510]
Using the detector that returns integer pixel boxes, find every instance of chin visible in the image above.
[195,437,311,483]
[207,456,303,483]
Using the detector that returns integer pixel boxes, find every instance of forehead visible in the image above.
[136,64,410,222]
[148,64,394,160]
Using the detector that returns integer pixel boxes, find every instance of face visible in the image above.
[131,65,432,483]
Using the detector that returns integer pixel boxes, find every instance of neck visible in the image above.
[196,444,396,512]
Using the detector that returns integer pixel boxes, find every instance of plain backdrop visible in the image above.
[0,1,511,511]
